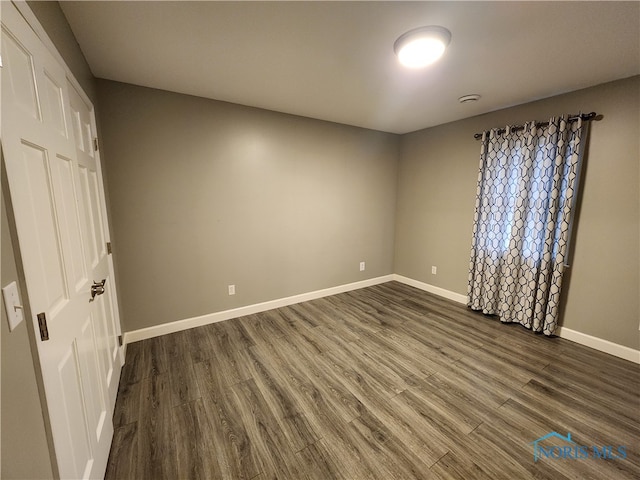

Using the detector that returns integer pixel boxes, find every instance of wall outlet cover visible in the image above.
[2,281,24,331]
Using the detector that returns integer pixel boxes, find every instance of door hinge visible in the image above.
[118,335,123,347]
[37,313,49,341]
[94,138,99,151]
[107,242,112,255]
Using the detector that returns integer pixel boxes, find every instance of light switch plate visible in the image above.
[2,281,24,331]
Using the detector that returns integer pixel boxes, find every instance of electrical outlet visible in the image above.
[431,266,437,275]
[359,261,366,272]
[228,285,235,295]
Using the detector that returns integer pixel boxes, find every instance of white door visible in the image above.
[67,80,123,411]
[1,2,122,479]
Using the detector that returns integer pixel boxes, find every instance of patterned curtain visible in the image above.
[467,116,586,335]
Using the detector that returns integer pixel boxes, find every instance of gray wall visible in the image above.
[395,76,640,349]
[97,80,399,332]
[1,2,96,478]
[101,77,639,350]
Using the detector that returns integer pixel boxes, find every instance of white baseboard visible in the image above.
[557,327,640,364]
[392,274,468,304]
[391,274,640,364]
[124,272,640,365]
[123,275,394,344]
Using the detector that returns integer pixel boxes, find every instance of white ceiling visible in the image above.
[60,1,640,134]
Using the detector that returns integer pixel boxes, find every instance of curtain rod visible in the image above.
[473,112,598,140]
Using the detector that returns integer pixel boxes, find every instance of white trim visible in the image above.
[124,272,640,365]
[123,275,394,344]
[558,327,640,364]
[392,274,640,364]
[392,274,468,304]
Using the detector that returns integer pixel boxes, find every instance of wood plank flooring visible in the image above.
[106,281,640,480]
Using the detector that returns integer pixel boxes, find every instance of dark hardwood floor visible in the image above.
[106,281,640,479]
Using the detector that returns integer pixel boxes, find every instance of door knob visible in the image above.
[90,279,106,302]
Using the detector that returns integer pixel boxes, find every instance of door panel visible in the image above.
[57,344,93,478]
[42,71,68,137]
[78,165,98,266]
[2,26,40,120]
[78,314,108,442]
[14,141,68,311]
[1,3,122,478]
[87,168,106,261]
[94,292,115,387]
[50,153,88,292]
[103,281,120,363]
[72,109,85,152]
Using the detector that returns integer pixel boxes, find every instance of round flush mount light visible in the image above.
[394,25,451,68]
[458,94,481,104]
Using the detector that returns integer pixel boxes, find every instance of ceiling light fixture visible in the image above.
[394,25,451,69]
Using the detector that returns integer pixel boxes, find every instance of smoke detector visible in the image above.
[459,94,481,104]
